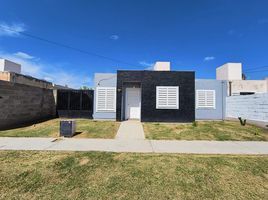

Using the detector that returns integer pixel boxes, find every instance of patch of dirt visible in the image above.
[79,158,89,166]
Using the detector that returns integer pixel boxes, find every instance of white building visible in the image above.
[216,63,242,80]
[216,62,268,95]
[0,58,21,74]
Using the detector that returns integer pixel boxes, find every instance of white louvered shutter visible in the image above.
[196,90,215,109]
[156,86,179,109]
[96,87,116,112]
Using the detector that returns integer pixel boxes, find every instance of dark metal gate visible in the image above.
[56,89,94,118]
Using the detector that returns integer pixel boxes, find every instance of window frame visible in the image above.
[156,86,179,109]
[96,87,116,112]
[196,89,216,109]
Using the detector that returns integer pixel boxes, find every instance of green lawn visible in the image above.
[0,119,120,138]
[143,121,268,141]
[0,151,267,199]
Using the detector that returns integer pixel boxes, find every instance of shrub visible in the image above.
[238,117,246,126]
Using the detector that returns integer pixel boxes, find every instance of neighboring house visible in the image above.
[93,62,195,122]
[0,59,70,90]
[0,58,21,74]
[0,71,53,89]
[52,84,71,90]
[216,62,268,95]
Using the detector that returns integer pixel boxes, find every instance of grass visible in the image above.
[143,121,268,141]
[0,151,267,199]
[0,119,120,138]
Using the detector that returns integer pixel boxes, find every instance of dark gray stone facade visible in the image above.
[116,70,195,122]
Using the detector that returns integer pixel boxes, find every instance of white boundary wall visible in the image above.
[226,93,268,122]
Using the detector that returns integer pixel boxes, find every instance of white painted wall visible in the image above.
[0,59,5,71]
[153,61,170,71]
[226,93,268,122]
[0,59,21,74]
[93,73,117,120]
[216,63,242,80]
[216,63,228,80]
[230,80,268,95]
[216,63,268,95]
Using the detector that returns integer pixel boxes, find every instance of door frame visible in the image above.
[125,87,141,120]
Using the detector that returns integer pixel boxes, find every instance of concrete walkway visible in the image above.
[115,120,145,140]
[0,137,267,155]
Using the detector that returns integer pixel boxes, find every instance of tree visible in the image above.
[80,86,91,90]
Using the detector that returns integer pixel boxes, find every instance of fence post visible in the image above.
[80,91,83,110]
[67,91,71,110]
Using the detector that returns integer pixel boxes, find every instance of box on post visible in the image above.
[60,120,76,137]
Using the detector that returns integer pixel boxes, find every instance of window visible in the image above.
[156,86,179,109]
[196,90,216,109]
[96,87,116,112]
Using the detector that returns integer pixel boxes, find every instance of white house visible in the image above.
[216,62,268,95]
[0,58,21,74]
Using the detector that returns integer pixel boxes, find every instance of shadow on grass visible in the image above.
[0,116,57,131]
[73,131,83,137]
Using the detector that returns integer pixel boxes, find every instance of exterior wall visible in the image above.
[0,59,4,71]
[195,80,228,120]
[0,71,53,89]
[230,80,268,95]
[93,73,117,120]
[52,84,71,89]
[216,63,242,80]
[267,78,268,91]
[116,70,195,122]
[226,93,268,122]
[0,59,21,74]
[0,80,56,130]
[0,71,11,81]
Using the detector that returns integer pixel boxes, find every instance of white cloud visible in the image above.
[204,56,215,61]
[0,22,26,37]
[14,52,34,59]
[43,76,53,82]
[227,29,243,37]
[0,51,92,89]
[227,29,235,35]
[110,35,119,40]
[139,61,154,67]
[139,61,154,70]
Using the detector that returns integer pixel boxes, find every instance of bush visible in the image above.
[238,117,246,126]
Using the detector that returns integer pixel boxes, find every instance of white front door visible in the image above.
[125,88,141,120]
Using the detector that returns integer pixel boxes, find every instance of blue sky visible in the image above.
[0,0,268,88]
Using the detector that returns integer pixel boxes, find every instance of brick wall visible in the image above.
[0,80,56,130]
[226,93,268,122]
